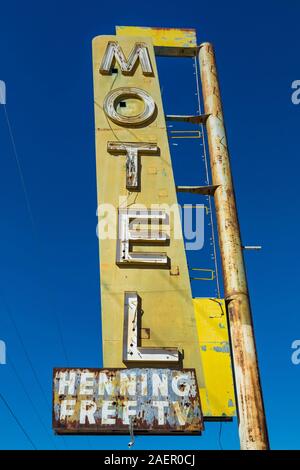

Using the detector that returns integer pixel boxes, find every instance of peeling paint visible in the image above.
[213,343,230,353]
[53,368,203,434]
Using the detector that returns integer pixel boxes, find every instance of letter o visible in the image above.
[103,87,156,127]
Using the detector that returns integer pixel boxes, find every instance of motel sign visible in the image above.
[53,27,237,437]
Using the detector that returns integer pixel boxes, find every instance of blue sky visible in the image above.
[0,0,299,450]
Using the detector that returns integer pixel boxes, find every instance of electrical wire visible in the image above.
[2,93,96,451]
[0,51,222,451]
[2,104,35,229]
[8,356,59,450]
[0,392,37,450]
[0,293,68,449]
[1,105,70,367]
[1,294,52,411]
[1,103,70,449]
[1,98,94,451]
[218,421,223,450]
[194,56,221,299]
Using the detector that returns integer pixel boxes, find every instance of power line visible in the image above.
[1,293,52,410]
[218,421,223,450]
[0,294,68,449]
[8,356,59,449]
[2,104,35,229]
[0,392,37,450]
[1,104,70,366]
[1,103,71,448]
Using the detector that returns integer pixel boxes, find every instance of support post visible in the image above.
[198,42,269,450]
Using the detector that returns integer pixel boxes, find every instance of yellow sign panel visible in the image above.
[194,298,236,418]
[92,34,205,388]
[116,26,197,56]
[92,33,235,422]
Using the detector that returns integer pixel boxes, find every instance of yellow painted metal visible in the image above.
[190,268,215,281]
[170,130,201,139]
[116,26,197,56]
[194,298,236,418]
[92,34,236,420]
[92,35,205,388]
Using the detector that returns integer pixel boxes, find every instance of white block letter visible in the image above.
[80,400,97,424]
[60,399,76,420]
[100,42,153,76]
[152,401,169,425]
[102,401,116,425]
[58,372,76,395]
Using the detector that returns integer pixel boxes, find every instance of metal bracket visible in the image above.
[176,185,219,196]
[169,130,201,139]
[166,114,210,124]
[190,268,215,281]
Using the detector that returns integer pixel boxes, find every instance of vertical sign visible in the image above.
[52,28,237,434]
[92,35,205,392]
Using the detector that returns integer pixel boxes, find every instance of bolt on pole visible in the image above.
[198,42,269,450]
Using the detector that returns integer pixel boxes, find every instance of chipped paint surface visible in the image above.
[53,368,203,434]
[93,35,205,387]
[194,298,236,418]
[213,344,230,353]
[116,26,197,56]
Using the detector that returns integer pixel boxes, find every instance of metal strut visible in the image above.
[165,114,209,124]
[128,416,135,448]
[176,185,219,196]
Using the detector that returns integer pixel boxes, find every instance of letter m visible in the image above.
[100,41,153,76]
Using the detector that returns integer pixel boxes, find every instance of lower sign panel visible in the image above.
[53,368,203,434]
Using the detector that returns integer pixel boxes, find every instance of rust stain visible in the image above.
[53,368,203,435]
[199,42,269,450]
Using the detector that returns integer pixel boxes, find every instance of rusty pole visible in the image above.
[198,43,269,450]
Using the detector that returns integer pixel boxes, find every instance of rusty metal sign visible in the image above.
[53,368,203,434]
[115,26,197,56]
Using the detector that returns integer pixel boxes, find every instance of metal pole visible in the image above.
[198,42,269,450]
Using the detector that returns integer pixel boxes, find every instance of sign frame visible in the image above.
[53,367,203,435]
